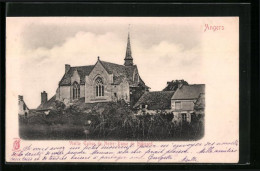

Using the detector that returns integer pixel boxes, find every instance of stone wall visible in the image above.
[111,80,130,102]
[171,99,195,111]
[171,99,195,124]
[18,96,29,116]
[80,85,85,98]
[57,61,132,104]
[58,86,70,104]
[57,69,86,104]
[85,61,113,103]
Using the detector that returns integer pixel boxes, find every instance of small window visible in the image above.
[181,113,187,122]
[175,102,181,110]
[141,104,146,109]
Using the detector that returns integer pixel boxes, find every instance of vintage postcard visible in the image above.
[6,17,239,163]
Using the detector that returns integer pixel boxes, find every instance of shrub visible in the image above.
[19,102,204,140]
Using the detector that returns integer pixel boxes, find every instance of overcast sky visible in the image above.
[6,17,238,108]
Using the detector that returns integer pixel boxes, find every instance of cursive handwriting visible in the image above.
[9,140,238,163]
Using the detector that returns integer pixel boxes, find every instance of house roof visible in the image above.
[100,60,137,85]
[37,95,57,110]
[22,101,29,110]
[59,60,146,87]
[133,91,175,110]
[59,65,94,85]
[171,84,205,100]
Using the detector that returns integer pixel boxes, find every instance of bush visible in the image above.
[19,102,204,140]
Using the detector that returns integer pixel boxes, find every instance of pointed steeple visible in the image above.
[124,29,133,66]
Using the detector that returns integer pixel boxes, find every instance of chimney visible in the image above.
[41,91,48,104]
[65,64,70,73]
[18,95,23,101]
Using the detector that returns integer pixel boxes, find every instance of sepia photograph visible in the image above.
[15,18,205,140]
[6,16,239,163]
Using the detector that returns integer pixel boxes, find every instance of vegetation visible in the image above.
[19,101,204,140]
[162,80,189,91]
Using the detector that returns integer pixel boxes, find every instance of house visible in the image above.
[134,84,205,124]
[171,84,205,124]
[133,91,175,115]
[51,32,148,106]
[18,95,30,117]
[36,92,56,114]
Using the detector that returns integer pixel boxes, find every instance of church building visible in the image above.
[55,32,148,106]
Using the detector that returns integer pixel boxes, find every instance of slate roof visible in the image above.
[171,84,205,100]
[59,60,146,87]
[100,61,136,85]
[37,95,57,110]
[133,91,175,110]
[59,65,94,85]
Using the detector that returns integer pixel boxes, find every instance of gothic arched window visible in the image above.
[73,82,80,99]
[95,77,104,97]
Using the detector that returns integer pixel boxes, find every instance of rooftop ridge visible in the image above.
[70,65,94,68]
[101,60,135,68]
[145,91,175,93]
[100,60,124,66]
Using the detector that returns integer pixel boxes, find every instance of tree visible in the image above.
[162,80,189,91]
[194,93,205,115]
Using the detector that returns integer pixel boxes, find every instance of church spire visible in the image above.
[124,27,133,66]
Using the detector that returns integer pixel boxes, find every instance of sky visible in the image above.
[6,17,238,108]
